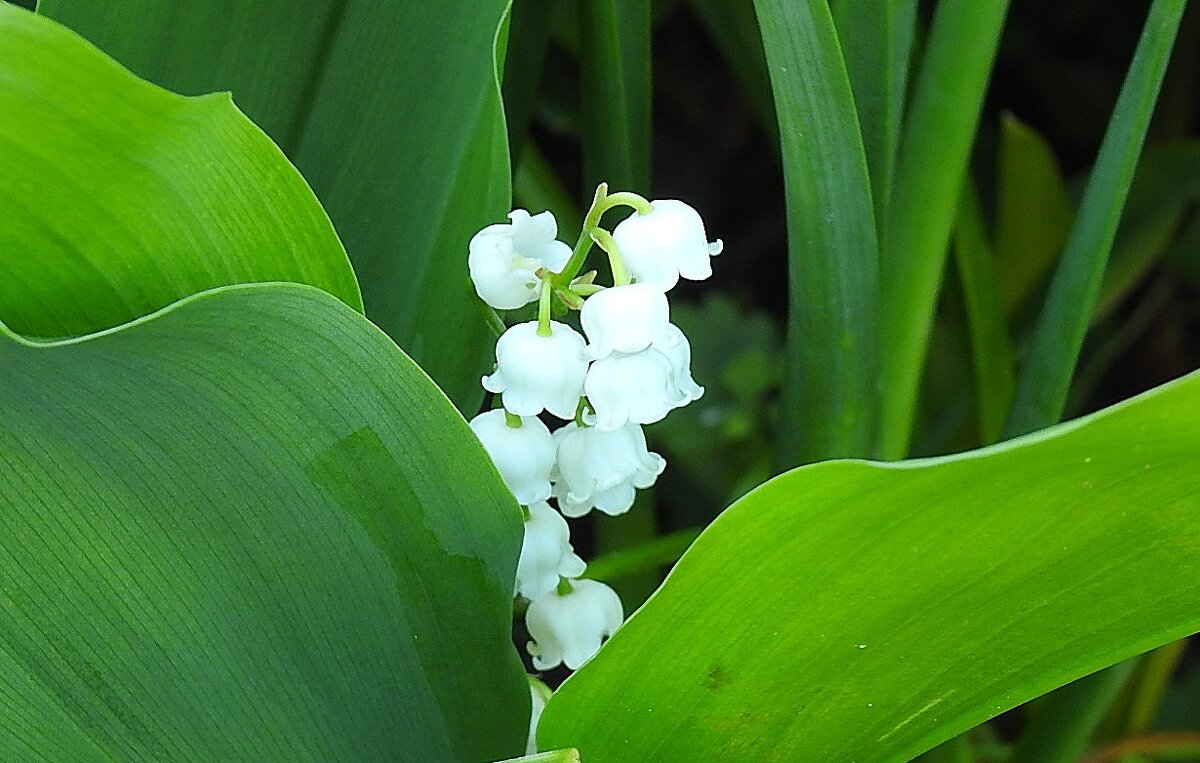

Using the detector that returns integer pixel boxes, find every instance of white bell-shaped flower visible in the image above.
[584,349,683,430]
[515,501,587,599]
[483,321,589,420]
[526,578,624,670]
[469,209,572,309]
[611,199,723,291]
[657,323,704,406]
[468,409,555,504]
[552,423,666,517]
[580,283,675,360]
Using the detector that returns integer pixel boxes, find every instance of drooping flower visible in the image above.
[468,409,556,504]
[468,209,572,309]
[552,423,665,517]
[516,501,587,599]
[657,323,704,406]
[611,199,723,291]
[483,321,589,420]
[580,283,675,360]
[584,349,682,430]
[526,578,624,671]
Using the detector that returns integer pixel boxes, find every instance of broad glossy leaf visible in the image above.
[539,369,1200,761]
[0,284,527,760]
[39,0,513,413]
[754,0,880,464]
[0,5,361,339]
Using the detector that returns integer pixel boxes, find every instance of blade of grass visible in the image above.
[829,0,917,222]
[1002,0,1188,439]
[877,0,1010,460]
[753,0,879,465]
[953,181,1015,445]
[579,0,651,195]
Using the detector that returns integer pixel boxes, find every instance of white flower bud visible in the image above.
[468,409,555,504]
[580,283,674,360]
[611,199,723,291]
[552,423,665,518]
[483,321,589,420]
[584,349,682,430]
[658,323,704,406]
[516,501,587,599]
[526,578,623,671]
[469,210,572,309]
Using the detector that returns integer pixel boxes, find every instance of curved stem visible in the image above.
[590,228,629,286]
[551,184,652,286]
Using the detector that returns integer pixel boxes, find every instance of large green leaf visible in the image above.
[0,5,361,339]
[754,0,879,465]
[38,0,513,413]
[0,284,527,760]
[539,369,1200,761]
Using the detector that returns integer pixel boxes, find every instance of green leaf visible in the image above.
[829,0,917,222]
[0,5,361,339]
[38,0,513,413]
[952,181,1015,445]
[539,369,1200,761]
[753,0,880,464]
[0,284,527,760]
[994,113,1073,318]
[1003,0,1188,439]
[1096,140,1200,320]
[877,0,1010,459]
[579,0,652,194]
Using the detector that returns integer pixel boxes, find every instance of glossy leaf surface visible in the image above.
[0,285,528,761]
[38,0,513,412]
[540,370,1200,761]
[0,5,361,339]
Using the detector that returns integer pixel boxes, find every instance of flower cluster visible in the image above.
[467,184,720,672]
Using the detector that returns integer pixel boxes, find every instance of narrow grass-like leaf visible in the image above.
[1003,0,1188,439]
[995,114,1073,318]
[754,0,879,464]
[953,182,1015,444]
[0,5,360,338]
[0,284,528,761]
[1095,140,1200,320]
[579,0,651,194]
[539,369,1200,761]
[878,0,1010,459]
[829,0,917,221]
[39,0,513,413]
